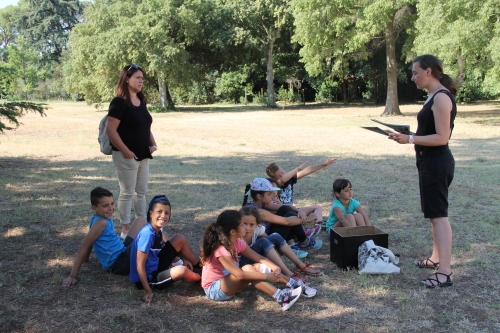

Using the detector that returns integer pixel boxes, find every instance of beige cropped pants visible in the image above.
[112,150,149,225]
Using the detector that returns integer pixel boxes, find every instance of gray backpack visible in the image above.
[98,115,113,155]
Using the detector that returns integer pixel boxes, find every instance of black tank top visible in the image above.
[414,89,457,153]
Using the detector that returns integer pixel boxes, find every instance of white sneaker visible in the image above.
[278,287,302,311]
[297,279,317,298]
[120,232,127,240]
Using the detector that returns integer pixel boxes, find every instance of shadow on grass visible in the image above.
[1,138,499,331]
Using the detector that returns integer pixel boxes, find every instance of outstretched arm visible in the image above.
[62,219,106,287]
[297,157,337,179]
[276,161,309,186]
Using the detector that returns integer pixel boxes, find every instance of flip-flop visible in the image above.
[414,258,439,269]
[295,263,321,276]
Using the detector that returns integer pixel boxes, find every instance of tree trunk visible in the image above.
[381,15,402,116]
[457,51,465,86]
[266,39,276,107]
[158,78,175,111]
[341,79,348,103]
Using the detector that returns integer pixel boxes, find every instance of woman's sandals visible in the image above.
[414,258,439,269]
[295,263,321,276]
[421,272,453,288]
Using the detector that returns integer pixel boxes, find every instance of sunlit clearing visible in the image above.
[3,227,27,237]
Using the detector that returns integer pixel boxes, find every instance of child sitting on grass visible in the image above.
[265,157,337,206]
[266,178,321,238]
[242,178,322,253]
[130,195,202,303]
[326,178,371,235]
[62,187,147,287]
[239,206,319,298]
[200,210,303,311]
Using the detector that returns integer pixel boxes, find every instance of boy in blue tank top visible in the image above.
[62,187,146,287]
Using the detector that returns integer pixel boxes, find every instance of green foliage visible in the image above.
[63,0,205,106]
[314,79,339,103]
[16,0,85,64]
[0,101,46,134]
[214,71,247,103]
[0,4,21,47]
[413,0,500,101]
[291,0,415,112]
[3,36,49,99]
[220,0,292,107]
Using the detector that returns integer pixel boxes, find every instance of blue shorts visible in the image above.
[204,279,233,301]
[239,233,286,267]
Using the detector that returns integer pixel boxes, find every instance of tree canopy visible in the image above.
[0,0,498,112]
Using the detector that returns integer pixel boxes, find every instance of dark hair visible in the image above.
[90,186,113,206]
[115,64,146,106]
[266,177,282,199]
[242,184,266,207]
[147,195,171,222]
[332,178,352,199]
[265,162,279,178]
[413,55,457,96]
[200,210,241,265]
[240,206,261,224]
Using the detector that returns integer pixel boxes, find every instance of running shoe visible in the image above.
[305,224,321,238]
[296,279,317,298]
[299,237,323,251]
[292,249,309,259]
[278,287,302,311]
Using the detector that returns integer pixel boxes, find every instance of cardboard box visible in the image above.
[330,226,388,269]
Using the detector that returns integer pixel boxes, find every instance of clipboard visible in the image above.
[370,118,410,134]
[361,127,395,136]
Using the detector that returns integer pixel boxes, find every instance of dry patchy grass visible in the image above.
[0,101,499,332]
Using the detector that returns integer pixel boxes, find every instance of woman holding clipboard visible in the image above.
[389,54,457,288]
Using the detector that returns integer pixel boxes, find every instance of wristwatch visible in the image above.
[408,134,414,144]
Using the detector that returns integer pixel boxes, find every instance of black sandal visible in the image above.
[421,272,453,288]
[414,258,439,269]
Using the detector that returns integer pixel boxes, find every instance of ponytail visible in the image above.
[242,184,251,207]
[200,210,241,265]
[413,54,457,96]
[439,74,457,97]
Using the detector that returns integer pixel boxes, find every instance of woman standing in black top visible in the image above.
[106,64,157,238]
[389,55,456,288]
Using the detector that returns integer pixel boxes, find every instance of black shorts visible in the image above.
[416,148,454,219]
[109,236,134,275]
[135,241,178,290]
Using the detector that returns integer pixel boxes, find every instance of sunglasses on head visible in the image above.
[127,64,141,71]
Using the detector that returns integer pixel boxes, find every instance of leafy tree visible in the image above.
[413,0,500,100]
[291,0,416,115]
[4,36,48,99]
[0,101,46,134]
[16,0,85,64]
[64,0,205,110]
[0,5,22,51]
[220,0,291,107]
[214,70,247,103]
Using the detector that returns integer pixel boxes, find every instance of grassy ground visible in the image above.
[0,101,499,332]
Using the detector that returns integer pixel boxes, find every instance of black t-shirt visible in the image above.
[279,175,297,205]
[108,97,153,161]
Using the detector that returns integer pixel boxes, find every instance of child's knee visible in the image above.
[170,265,188,279]
[241,264,257,272]
[169,233,187,246]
